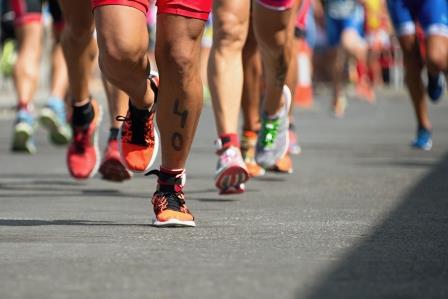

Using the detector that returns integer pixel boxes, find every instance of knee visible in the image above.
[99,36,147,81]
[427,46,448,71]
[63,23,94,45]
[214,13,248,51]
[158,41,198,80]
[341,30,366,53]
[14,55,39,80]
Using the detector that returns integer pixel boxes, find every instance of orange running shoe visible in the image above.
[147,169,195,227]
[99,139,132,182]
[118,73,159,173]
[356,80,375,103]
[333,96,347,119]
[268,153,293,174]
[241,131,265,177]
[67,99,101,179]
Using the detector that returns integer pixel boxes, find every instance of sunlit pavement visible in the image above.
[0,88,447,299]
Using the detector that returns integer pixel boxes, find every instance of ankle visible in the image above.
[109,127,119,141]
[216,133,240,154]
[157,167,186,193]
[17,100,31,111]
[72,99,94,128]
[129,101,151,117]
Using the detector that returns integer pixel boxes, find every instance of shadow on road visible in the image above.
[298,152,448,299]
[0,219,149,227]
[358,159,437,169]
[0,179,149,199]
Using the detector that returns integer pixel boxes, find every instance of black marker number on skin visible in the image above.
[173,98,189,129]
[171,132,183,151]
[171,98,189,151]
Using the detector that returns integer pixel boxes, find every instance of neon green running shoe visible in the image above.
[0,39,17,77]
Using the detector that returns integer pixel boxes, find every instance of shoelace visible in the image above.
[115,75,158,146]
[116,111,153,146]
[151,191,189,214]
[260,118,280,148]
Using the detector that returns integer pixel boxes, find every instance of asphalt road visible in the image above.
[0,88,447,299]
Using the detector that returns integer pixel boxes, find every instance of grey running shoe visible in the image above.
[39,97,71,145]
[256,85,291,169]
[12,109,36,154]
[215,146,249,195]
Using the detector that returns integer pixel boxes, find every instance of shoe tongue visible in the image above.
[158,183,183,193]
[130,103,151,119]
[157,171,185,193]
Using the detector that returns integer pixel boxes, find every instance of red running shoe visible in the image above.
[67,99,101,179]
[118,72,159,173]
[99,139,132,182]
[148,169,195,227]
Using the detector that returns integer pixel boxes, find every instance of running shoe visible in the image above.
[215,145,249,195]
[241,131,265,177]
[256,85,291,169]
[268,153,293,174]
[99,139,132,182]
[0,39,16,77]
[355,80,375,103]
[118,72,159,173]
[147,169,195,227]
[11,108,36,154]
[333,96,347,119]
[67,99,101,179]
[411,127,432,151]
[288,125,302,155]
[427,72,445,103]
[39,97,71,145]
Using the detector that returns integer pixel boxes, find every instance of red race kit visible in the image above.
[257,0,296,11]
[10,0,63,30]
[296,0,311,30]
[91,0,211,21]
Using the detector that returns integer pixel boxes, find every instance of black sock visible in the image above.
[72,101,94,128]
[158,167,184,193]
[109,127,119,141]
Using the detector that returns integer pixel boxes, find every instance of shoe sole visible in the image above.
[246,165,266,178]
[219,183,246,195]
[88,104,102,179]
[267,166,293,174]
[152,218,196,227]
[12,123,35,153]
[215,165,249,195]
[118,125,159,174]
[279,85,292,161]
[39,108,70,145]
[411,141,433,151]
[289,147,302,155]
[99,157,132,182]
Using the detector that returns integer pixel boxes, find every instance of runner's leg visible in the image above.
[10,0,43,153]
[208,0,251,194]
[59,0,102,178]
[252,0,298,168]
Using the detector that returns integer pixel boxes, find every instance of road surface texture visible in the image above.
[0,88,447,299]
